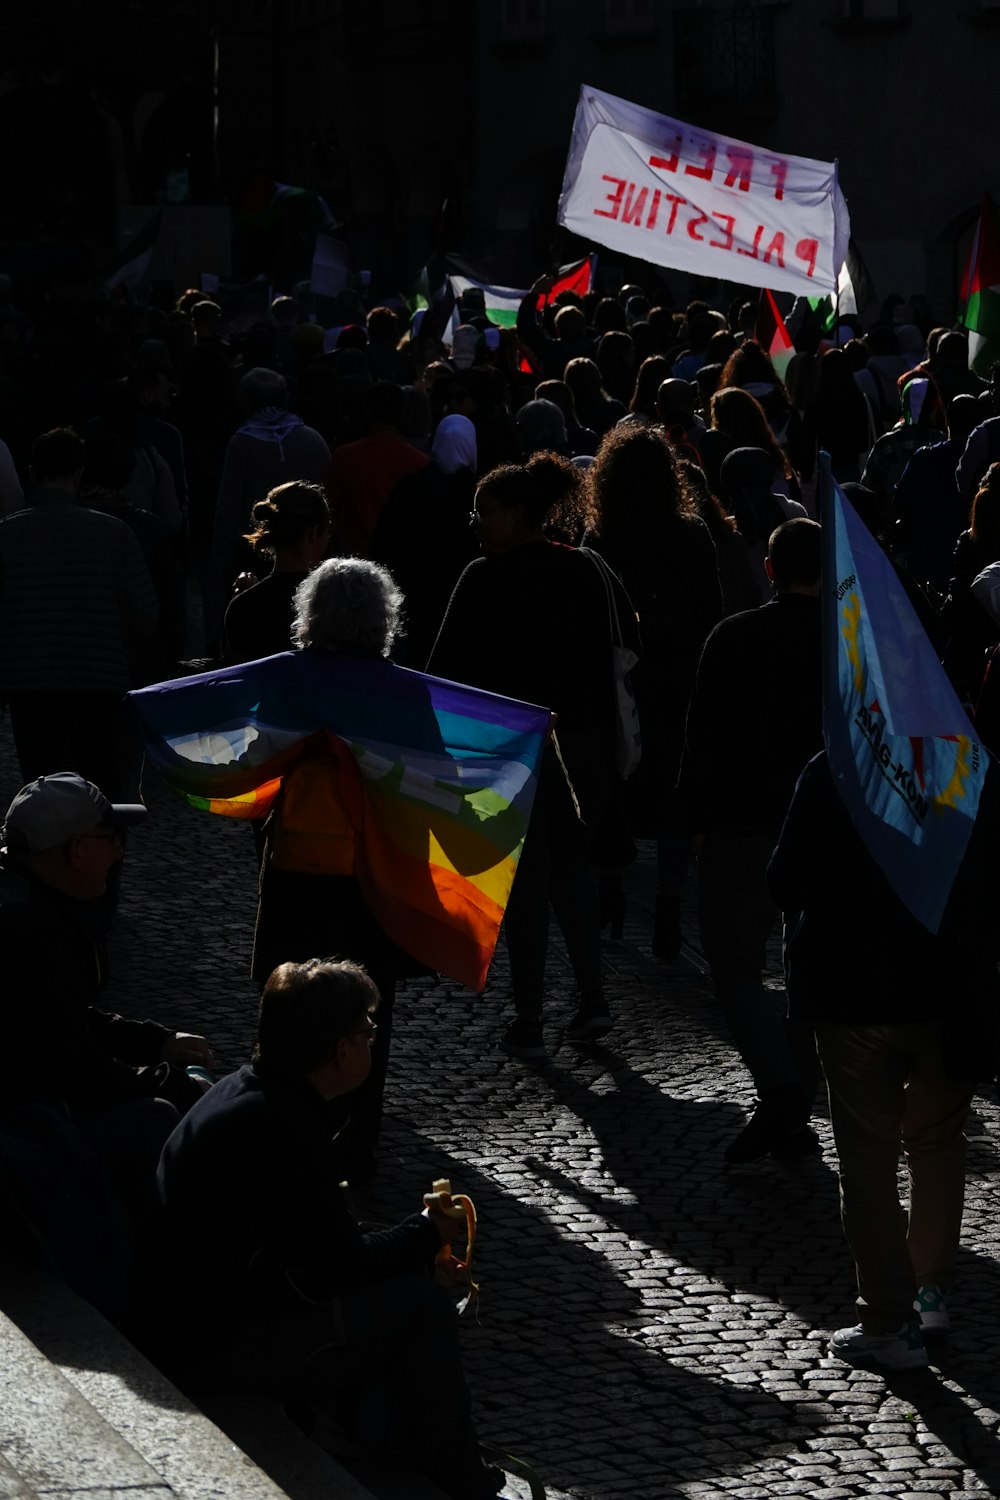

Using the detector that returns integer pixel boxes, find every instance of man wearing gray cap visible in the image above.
[0,773,213,1159]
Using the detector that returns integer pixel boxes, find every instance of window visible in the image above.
[674,7,776,122]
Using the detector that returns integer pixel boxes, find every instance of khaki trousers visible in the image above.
[816,1022,972,1333]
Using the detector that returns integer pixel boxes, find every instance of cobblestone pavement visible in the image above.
[8,721,1000,1500]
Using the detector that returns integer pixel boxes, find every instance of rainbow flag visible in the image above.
[128,651,553,992]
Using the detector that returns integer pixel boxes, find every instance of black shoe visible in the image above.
[770,1124,821,1160]
[566,1000,614,1042]
[725,1086,810,1164]
[652,892,682,960]
[498,1018,547,1060]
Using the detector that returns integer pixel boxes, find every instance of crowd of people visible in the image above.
[0,261,999,1488]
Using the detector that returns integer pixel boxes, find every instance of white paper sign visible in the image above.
[558,85,850,297]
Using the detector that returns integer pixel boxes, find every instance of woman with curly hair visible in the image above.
[428,451,634,1058]
[590,424,723,958]
[717,337,793,439]
[223,480,332,664]
[700,384,796,501]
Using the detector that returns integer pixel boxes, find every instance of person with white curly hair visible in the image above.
[252,556,409,1181]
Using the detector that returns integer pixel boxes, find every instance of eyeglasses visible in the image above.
[79,829,122,846]
[350,1022,377,1043]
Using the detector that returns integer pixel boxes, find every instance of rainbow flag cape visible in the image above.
[128,651,553,992]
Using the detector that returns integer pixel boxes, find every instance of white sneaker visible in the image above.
[914,1284,950,1334]
[829,1320,928,1370]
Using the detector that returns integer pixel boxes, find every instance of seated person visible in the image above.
[148,957,505,1500]
[0,772,214,1309]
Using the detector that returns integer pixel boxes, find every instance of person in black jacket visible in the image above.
[768,753,1000,1370]
[151,957,504,1500]
[676,518,823,1163]
[428,452,630,1057]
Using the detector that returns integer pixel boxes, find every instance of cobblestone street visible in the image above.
[9,721,1000,1500]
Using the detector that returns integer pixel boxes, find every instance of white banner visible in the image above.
[558,86,850,298]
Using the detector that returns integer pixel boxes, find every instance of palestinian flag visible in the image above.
[447,274,524,328]
[806,238,877,334]
[537,255,596,310]
[961,194,1000,377]
[756,288,795,386]
[447,255,597,330]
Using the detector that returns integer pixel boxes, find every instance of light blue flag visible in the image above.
[820,456,989,932]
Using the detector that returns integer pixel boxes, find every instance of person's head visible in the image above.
[936,330,968,369]
[656,377,697,426]
[293,557,403,656]
[253,957,379,1098]
[900,376,939,428]
[710,385,776,446]
[719,446,784,545]
[625,294,650,327]
[245,480,332,565]
[684,314,715,355]
[947,392,981,445]
[706,327,738,365]
[239,366,289,415]
[766,518,822,594]
[398,383,432,448]
[1,772,145,900]
[596,329,636,401]
[336,323,369,352]
[535,379,578,429]
[367,306,400,347]
[841,481,888,543]
[784,351,820,411]
[472,452,584,554]
[30,427,86,489]
[554,304,586,343]
[629,354,671,417]
[719,338,782,394]
[593,297,627,335]
[564,356,606,406]
[270,294,298,326]
[971,462,1000,558]
[590,423,694,547]
[131,363,172,414]
[516,398,567,457]
[366,380,406,430]
[431,413,477,474]
[191,300,224,338]
[458,286,487,323]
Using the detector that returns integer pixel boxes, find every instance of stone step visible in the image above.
[0,1260,384,1500]
[0,1293,173,1499]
